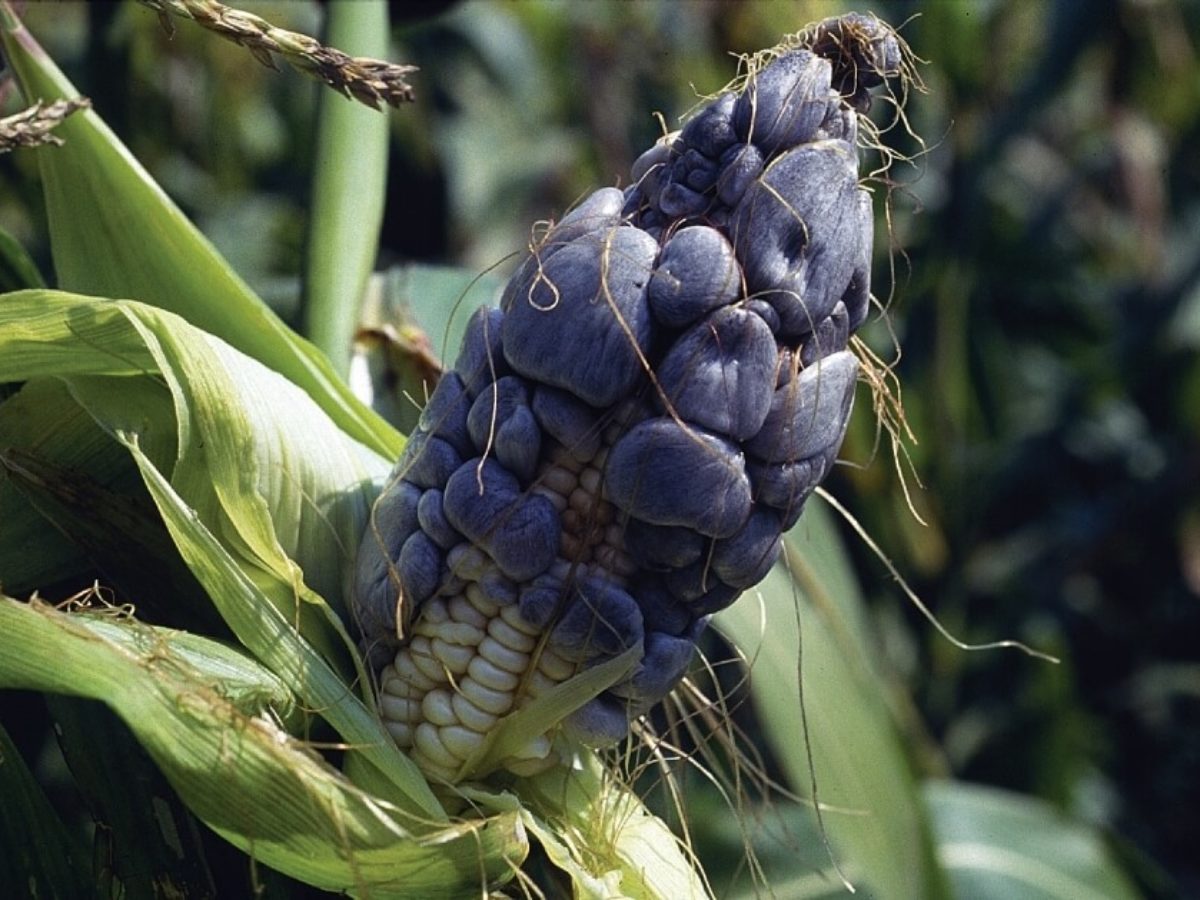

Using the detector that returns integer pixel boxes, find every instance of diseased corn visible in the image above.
[354,14,902,781]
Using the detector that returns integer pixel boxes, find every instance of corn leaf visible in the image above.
[0,3,400,461]
[0,720,92,898]
[715,495,947,900]
[45,694,220,899]
[0,598,527,896]
[0,377,218,624]
[925,781,1141,900]
[120,436,444,819]
[302,0,390,377]
[697,798,860,900]
[0,379,112,593]
[79,615,298,722]
[0,225,45,292]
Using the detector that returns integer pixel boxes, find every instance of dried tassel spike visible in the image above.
[0,98,90,153]
[137,0,417,109]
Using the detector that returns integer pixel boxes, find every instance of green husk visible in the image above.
[0,289,446,817]
[0,597,527,896]
[454,749,711,900]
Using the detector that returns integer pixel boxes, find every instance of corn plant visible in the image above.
[0,2,1143,898]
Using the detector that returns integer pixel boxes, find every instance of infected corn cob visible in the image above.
[354,14,903,781]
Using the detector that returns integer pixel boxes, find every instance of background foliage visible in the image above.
[1,0,1196,897]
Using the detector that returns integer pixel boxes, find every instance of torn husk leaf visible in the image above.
[516,751,711,899]
[0,597,528,896]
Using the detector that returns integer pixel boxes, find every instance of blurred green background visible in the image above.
[2,1,1197,897]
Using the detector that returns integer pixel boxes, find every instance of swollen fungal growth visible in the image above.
[353,13,905,782]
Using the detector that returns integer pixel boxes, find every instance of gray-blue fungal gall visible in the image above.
[454,307,508,397]
[530,386,602,462]
[467,376,541,483]
[691,580,743,615]
[547,577,644,662]
[798,301,851,368]
[733,50,831,156]
[716,142,765,208]
[733,142,861,335]
[398,530,443,607]
[365,477,422,565]
[674,148,721,193]
[815,96,857,143]
[745,298,780,333]
[399,432,464,490]
[417,489,461,550]
[609,631,697,703]
[551,187,627,242]
[712,507,783,588]
[842,190,874,331]
[502,226,659,407]
[658,181,708,219]
[352,477,422,643]
[486,497,560,584]
[517,573,565,630]
[562,695,630,748]
[631,141,673,186]
[418,372,474,458]
[807,13,902,111]
[357,13,907,778]
[629,579,696,636]
[605,418,752,538]
[663,568,740,614]
[622,518,706,571]
[501,189,630,314]
[477,568,518,607]
[745,349,858,463]
[747,455,823,525]
[655,305,778,441]
[647,225,741,329]
[680,92,738,158]
[443,458,559,582]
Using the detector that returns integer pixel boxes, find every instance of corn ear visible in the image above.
[354,13,906,782]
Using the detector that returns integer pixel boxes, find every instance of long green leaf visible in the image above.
[46,695,218,899]
[0,598,527,895]
[0,720,92,899]
[0,379,113,593]
[302,0,391,377]
[0,3,401,461]
[0,225,45,292]
[925,781,1141,900]
[715,496,946,899]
